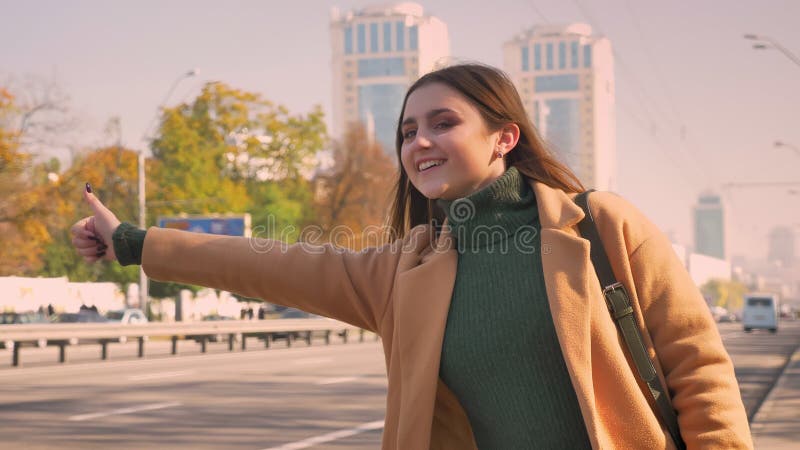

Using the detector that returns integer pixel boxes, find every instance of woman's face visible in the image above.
[399,82,510,201]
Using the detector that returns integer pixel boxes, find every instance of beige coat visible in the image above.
[142,180,753,449]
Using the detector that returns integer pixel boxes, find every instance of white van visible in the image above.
[742,294,779,333]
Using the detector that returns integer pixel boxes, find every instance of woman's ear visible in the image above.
[496,123,521,154]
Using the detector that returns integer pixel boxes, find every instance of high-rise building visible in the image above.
[330,3,449,157]
[768,226,796,267]
[694,192,726,259]
[503,24,616,191]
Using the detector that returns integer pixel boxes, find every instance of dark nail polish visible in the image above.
[96,250,106,257]
[89,236,100,242]
[85,182,92,193]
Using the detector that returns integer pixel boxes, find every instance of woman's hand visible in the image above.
[70,183,122,263]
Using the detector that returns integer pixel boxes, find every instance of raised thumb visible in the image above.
[83,182,107,214]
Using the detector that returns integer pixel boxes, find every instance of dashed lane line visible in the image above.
[260,420,384,450]
[68,401,182,422]
[127,370,195,381]
[315,376,364,385]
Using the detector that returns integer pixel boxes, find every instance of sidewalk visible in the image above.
[751,344,800,449]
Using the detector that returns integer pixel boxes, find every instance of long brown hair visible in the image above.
[387,63,585,239]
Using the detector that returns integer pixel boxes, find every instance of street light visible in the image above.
[138,68,198,317]
[774,140,800,157]
[744,34,800,69]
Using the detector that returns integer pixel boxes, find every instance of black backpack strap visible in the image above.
[574,190,686,450]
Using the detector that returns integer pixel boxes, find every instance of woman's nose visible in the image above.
[413,132,432,149]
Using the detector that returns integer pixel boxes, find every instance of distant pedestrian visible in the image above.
[70,63,752,449]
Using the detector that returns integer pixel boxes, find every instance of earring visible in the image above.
[496,150,503,159]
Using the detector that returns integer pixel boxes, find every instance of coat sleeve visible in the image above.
[141,227,401,332]
[628,230,753,449]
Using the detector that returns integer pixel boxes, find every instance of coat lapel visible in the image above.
[395,221,458,449]
[532,180,602,447]
[393,183,603,448]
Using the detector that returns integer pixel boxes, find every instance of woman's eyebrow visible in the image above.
[401,108,456,127]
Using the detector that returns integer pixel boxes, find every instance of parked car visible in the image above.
[54,310,129,344]
[270,308,310,341]
[271,308,341,345]
[105,308,148,324]
[0,311,52,349]
[279,308,314,319]
[0,311,51,325]
[709,305,737,323]
[54,310,108,323]
[188,314,238,343]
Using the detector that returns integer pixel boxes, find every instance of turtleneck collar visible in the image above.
[436,166,538,250]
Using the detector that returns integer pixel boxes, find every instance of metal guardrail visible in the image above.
[0,319,373,367]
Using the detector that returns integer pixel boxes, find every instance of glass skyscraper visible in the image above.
[694,192,726,259]
[504,24,616,191]
[330,3,450,158]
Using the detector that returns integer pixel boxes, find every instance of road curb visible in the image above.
[750,338,800,444]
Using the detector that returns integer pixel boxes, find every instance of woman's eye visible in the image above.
[403,129,417,140]
[434,122,452,130]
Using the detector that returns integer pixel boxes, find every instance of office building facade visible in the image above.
[694,192,726,259]
[330,3,449,157]
[768,226,796,267]
[504,23,616,191]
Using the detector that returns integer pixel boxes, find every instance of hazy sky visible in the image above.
[2,0,798,261]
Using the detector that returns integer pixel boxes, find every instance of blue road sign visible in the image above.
[158,215,251,237]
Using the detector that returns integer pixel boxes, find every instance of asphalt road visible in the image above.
[718,321,800,420]
[0,341,388,450]
[1,321,798,449]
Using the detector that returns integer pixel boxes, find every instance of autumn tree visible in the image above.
[39,145,141,285]
[701,278,748,311]
[0,87,70,275]
[0,88,37,274]
[311,122,396,249]
[9,75,78,160]
[146,82,328,297]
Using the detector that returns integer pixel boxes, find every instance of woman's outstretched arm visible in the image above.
[141,226,400,332]
[71,185,401,333]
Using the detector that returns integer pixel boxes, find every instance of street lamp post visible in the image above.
[744,34,800,69]
[139,69,198,317]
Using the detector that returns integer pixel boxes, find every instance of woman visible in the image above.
[72,64,752,449]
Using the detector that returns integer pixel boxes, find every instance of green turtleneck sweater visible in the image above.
[437,166,591,449]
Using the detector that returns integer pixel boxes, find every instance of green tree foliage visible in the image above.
[701,278,748,311]
[148,82,325,224]
[146,82,327,296]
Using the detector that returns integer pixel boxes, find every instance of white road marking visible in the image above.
[127,370,194,381]
[315,376,363,385]
[68,401,182,422]
[292,357,332,366]
[260,420,384,450]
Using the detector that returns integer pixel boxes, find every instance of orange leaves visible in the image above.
[312,122,397,250]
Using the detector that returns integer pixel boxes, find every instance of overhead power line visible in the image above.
[569,0,718,191]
